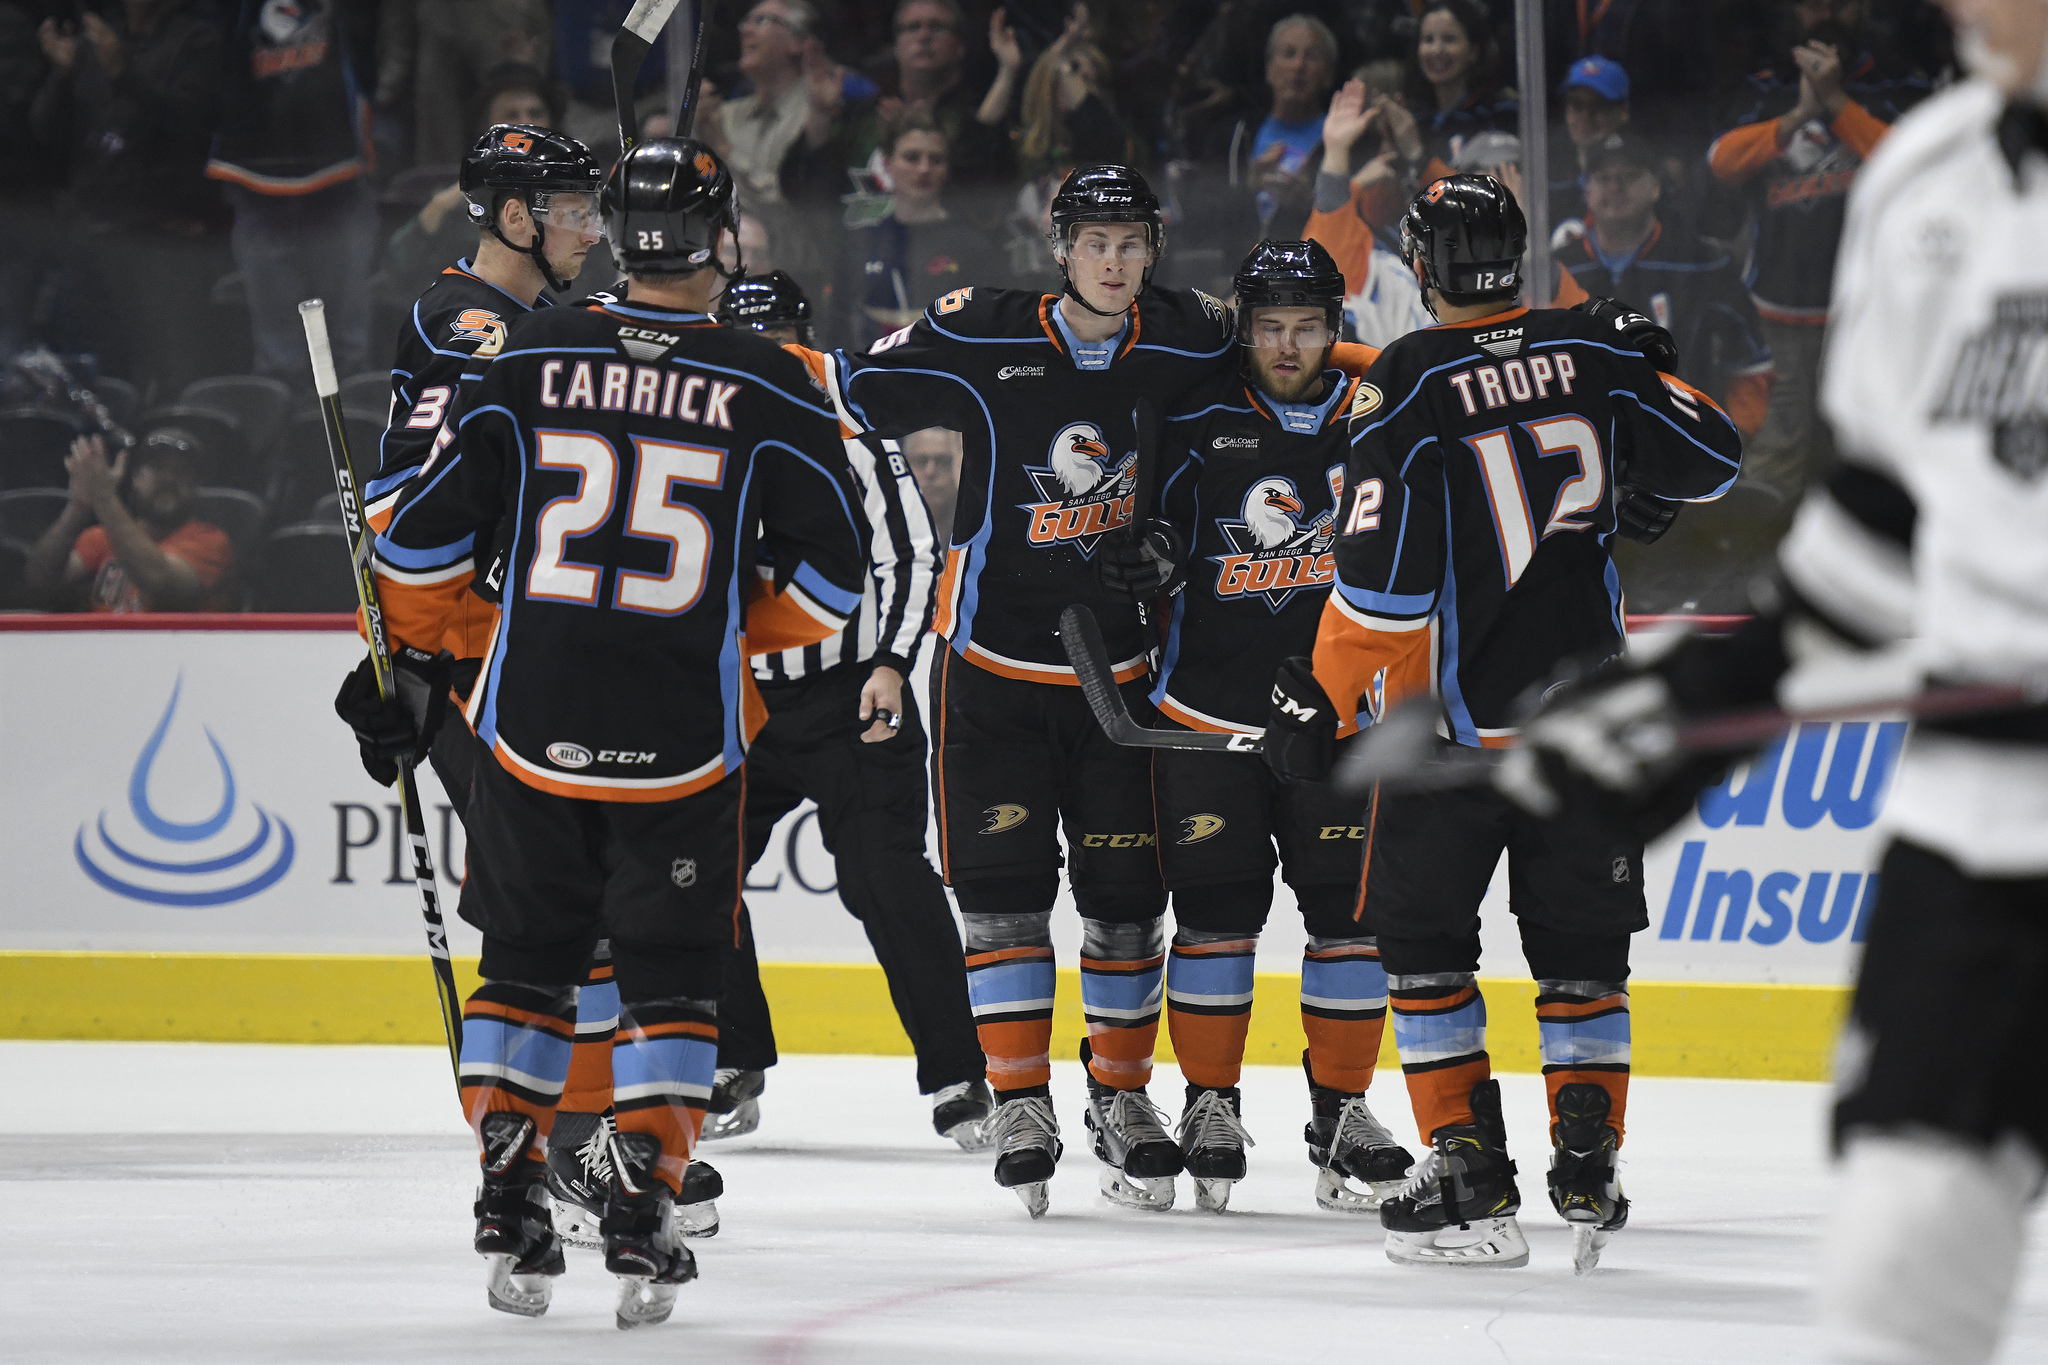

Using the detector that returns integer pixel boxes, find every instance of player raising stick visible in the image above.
[1128,239,1412,1213]
[817,165,1237,1216]
[358,137,868,1325]
[1261,175,1743,1270]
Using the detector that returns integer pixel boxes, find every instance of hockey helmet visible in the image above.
[1048,164,1164,316]
[603,138,741,281]
[1232,239,1345,344]
[1400,174,1526,307]
[460,124,605,292]
[719,270,813,346]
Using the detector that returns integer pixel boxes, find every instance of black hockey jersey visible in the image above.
[822,285,1236,684]
[372,298,869,802]
[1312,305,1743,745]
[368,259,548,532]
[1154,363,1384,734]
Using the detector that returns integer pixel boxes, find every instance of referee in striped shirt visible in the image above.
[705,274,992,1148]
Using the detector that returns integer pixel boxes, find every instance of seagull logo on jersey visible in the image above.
[450,308,506,351]
[1179,813,1226,844]
[1019,422,1137,556]
[980,804,1030,834]
[1931,292,2048,481]
[1209,472,1342,611]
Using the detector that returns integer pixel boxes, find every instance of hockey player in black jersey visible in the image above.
[818,165,1237,1217]
[358,138,868,1327]
[1262,175,1743,1271]
[1137,239,1411,1214]
[678,270,990,1152]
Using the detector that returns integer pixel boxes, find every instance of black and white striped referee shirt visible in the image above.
[751,431,942,683]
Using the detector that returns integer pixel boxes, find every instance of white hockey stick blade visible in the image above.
[620,0,682,43]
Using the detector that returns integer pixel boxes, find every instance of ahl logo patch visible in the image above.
[1208,467,1345,611]
[981,804,1030,834]
[672,858,698,888]
[1019,423,1136,557]
[1179,813,1226,844]
[547,742,593,769]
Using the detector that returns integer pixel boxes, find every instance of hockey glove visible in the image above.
[334,646,452,787]
[1263,656,1339,782]
[1614,488,1682,544]
[1573,296,1680,375]
[1097,519,1187,603]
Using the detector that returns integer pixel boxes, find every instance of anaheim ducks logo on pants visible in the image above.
[981,804,1029,834]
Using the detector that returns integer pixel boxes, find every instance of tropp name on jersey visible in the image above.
[1210,468,1345,610]
[1931,291,2048,480]
[1019,421,1137,555]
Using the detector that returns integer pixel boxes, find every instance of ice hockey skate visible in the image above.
[931,1078,995,1151]
[700,1068,764,1141]
[1547,1083,1629,1274]
[600,1131,699,1329]
[548,1111,722,1244]
[1177,1084,1254,1212]
[472,1113,566,1317]
[1080,1042,1184,1210]
[984,1092,1062,1218]
[1303,1054,1412,1212]
[1379,1079,1529,1268]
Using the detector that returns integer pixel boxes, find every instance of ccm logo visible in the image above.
[1270,690,1318,722]
[597,750,657,764]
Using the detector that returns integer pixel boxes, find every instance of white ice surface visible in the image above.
[4,1042,2045,1363]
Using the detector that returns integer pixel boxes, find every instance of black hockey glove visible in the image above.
[1613,488,1682,544]
[334,646,452,787]
[1573,295,1679,375]
[1097,519,1187,603]
[1263,656,1338,782]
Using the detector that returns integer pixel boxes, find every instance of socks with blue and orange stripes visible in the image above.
[558,949,619,1115]
[963,910,1057,1096]
[611,995,719,1194]
[1387,971,1491,1140]
[1535,979,1631,1143]
[459,980,578,1165]
[1165,927,1258,1088]
[1080,918,1165,1090]
[1300,935,1390,1094]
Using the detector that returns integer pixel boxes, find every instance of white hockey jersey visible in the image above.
[1790,78,2048,875]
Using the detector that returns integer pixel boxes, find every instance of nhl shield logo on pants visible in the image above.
[672,858,698,889]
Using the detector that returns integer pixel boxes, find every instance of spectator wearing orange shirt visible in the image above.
[24,432,232,613]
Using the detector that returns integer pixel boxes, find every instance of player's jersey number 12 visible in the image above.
[527,428,727,615]
[1463,416,1604,588]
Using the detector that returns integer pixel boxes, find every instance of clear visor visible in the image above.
[1062,232,1155,264]
[533,194,607,240]
[1247,318,1335,349]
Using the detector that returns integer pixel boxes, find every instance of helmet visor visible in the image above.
[534,193,608,240]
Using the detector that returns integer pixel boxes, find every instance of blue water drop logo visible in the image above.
[74,676,295,906]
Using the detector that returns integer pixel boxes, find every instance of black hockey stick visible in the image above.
[299,299,463,1094]
[1127,397,1161,680]
[1058,604,1263,753]
[613,0,686,158]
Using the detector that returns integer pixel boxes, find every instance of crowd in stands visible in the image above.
[0,0,1957,614]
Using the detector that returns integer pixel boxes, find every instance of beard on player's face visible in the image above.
[1249,343,1330,403]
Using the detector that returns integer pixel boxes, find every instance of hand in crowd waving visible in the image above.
[65,435,125,514]
[37,17,78,71]
[1792,40,1848,121]
[1322,78,1375,160]
[988,6,1022,74]
[1374,94,1423,163]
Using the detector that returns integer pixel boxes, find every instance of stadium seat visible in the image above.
[93,377,139,432]
[180,375,291,452]
[194,487,270,576]
[339,372,391,419]
[255,522,357,612]
[270,410,385,522]
[0,407,85,490]
[0,487,71,544]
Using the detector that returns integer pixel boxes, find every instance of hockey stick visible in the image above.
[1058,604,1264,753]
[614,0,686,158]
[299,299,464,1094]
[1127,397,1161,680]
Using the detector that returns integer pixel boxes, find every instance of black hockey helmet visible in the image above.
[1048,164,1164,316]
[603,138,741,283]
[718,271,813,345]
[460,124,605,293]
[1400,174,1526,310]
[1232,239,1346,343]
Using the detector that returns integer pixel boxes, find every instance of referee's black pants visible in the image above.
[719,659,984,1095]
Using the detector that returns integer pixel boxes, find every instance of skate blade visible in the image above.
[1010,1181,1050,1219]
[699,1099,760,1142]
[677,1198,720,1239]
[614,1277,679,1330]
[942,1116,994,1153]
[1098,1163,1176,1211]
[483,1253,553,1317]
[1384,1216,1531,1269]
[1313,1167,1393,1213]
[1193,1177,1234,1213]
[1571,1222,1612,1275]
[547,1197,604,1252]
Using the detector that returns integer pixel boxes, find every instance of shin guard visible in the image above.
[1080,917,1166,1090]
[460,980,578,1163]
[1166,927,1258,1089]
[1535,979,1631,1143]
[962,911,1057,1096]
[610,995,718,1195]
[1300,936,1389,1095]
[559,944,619,1115]
[1388,972,1490,1142]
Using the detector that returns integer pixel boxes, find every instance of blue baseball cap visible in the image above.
[1560,55,1629,103]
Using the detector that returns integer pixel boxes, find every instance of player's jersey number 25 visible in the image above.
[527,429,724,616]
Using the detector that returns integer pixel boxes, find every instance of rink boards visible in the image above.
[0,619,1903,1080]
